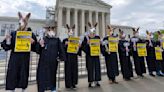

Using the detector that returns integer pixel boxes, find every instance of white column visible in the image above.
[57,7,63,36]
[74,9,78,36]
[102,12,105,37]
[66,8,71,25]
[89,11,92,25]
[81,10,85,35]
[96,12,99,35]
[106,13,110,25]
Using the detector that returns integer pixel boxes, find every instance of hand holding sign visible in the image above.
[5,34,11,41]
[5,29,11,45]
[30,38,35,44]
[39,39,45,47]
[65,41,68,45]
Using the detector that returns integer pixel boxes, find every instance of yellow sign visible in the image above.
[90,39,100,56]
[137,43,147,57]
[15,31,32,52]
[155,47,163,60]
[108,37,118,52]
[162,42,164,49]
[67,37,80,54]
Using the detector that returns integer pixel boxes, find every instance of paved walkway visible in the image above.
[0,75,164,92]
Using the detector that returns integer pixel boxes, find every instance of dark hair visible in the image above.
[27,27,32,31]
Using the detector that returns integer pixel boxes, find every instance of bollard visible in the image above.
[57,59,61,92]
[4,51,8,85]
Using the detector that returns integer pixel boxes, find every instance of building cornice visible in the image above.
[0,16,45,23]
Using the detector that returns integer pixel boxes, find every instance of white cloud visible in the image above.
[0,0,49,19]
[102,0,132,7]
[26,0,55,7]
[102,0,164,33]
[0,0,164,33]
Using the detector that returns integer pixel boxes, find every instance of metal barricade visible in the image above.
[0,51,107,89]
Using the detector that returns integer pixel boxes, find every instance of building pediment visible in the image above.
[58,0,112,9]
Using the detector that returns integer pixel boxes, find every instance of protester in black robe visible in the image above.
[155,31,164,76]
[62,24,81,89]
[101,25,119,84]
[145,31,160,76]
[130,28,146,77]
[118,30,133,80]
[153,41,164,76]
[36,23,66,92]
[1,31,37,91]
[81,22,101,87]
[1,12,37,92]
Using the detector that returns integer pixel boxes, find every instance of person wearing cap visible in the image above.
[118,29,133,80]
[81,23,101,87]
[101,25,119,84]
[36,20,66,92]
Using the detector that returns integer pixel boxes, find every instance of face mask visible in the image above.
[47,30,56,38]
[121,34,126,39]
[90,28,96,32]
[68,30,74,36]
[109,31,113,36]
[135,33,139,37]
[150,35,153,39]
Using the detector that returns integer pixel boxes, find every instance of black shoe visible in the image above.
[88,83,92,88]
[66,86,71,89]
[72,85,77,89]
[96,82,101,87]
[149,73,155,77]
[157,73,164,77]
[124,78,131,81]
[113,80,119,84]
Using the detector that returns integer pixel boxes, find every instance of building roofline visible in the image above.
[111,24,135,29]
[0,16,46,23]
[97,0,112,8]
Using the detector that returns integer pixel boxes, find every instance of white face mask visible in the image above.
[135,33,139,37]
[110,31,113,36]
[150,35,153,39]
[121,34,126,39]
[68,30,74,36]
[90,28,96,32]
[47,30,56,38]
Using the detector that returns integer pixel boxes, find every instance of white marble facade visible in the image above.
[56,0,112,39]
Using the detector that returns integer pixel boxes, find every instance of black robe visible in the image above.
[101,36,119,81]
[145,39,158,73]
[62,38,81,88]
[130,37,146,76]
[1,31,37,90]
[118,40,133,79]
[36,37,66,92]
[156,40,164,73]
[81,36,101,82]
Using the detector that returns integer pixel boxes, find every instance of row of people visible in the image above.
[1,12,164,92]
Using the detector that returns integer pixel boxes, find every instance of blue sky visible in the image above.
[0,0,164,34]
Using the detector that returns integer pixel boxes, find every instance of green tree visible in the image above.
[153,30,164,41]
